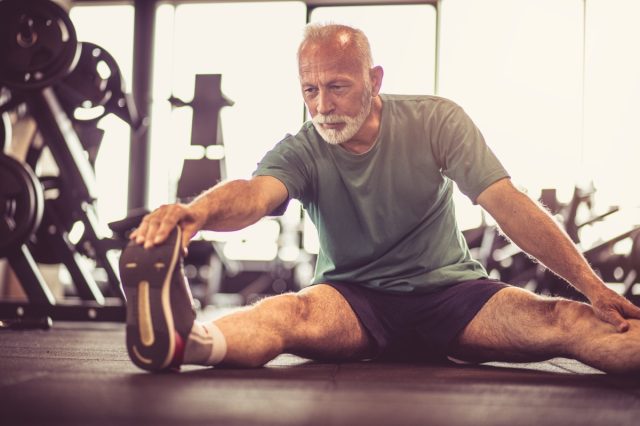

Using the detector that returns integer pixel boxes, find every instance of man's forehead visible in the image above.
[298,44,362,77]
[298,62,361,85]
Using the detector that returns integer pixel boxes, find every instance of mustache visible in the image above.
[312,114,349,125]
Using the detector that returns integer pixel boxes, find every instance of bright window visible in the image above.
[69,5,135,225]
[150,2,306,260]
[149,2,306,207]
[439,0,584,196]
[584,0,640,208]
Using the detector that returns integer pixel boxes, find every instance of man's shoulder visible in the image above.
[380,94,462,114]
[270,121,326,157]
[277,121,316,146]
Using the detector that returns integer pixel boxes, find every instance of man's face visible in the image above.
[298,43,373,145]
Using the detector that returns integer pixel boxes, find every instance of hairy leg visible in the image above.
[212,284,373,367]
[449,286,640,374]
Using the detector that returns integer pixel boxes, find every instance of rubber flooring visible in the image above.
[1,320,640,426]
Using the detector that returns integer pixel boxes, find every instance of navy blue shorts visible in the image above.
[325,279,509,362]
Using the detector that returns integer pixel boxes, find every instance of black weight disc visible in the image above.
[56,42,116,123]
[0,0,80,90]
[56,42,126,125]
[27,204,64,264]
[0,154,43,257]
[27,177,68,265]
[630,231,640,266]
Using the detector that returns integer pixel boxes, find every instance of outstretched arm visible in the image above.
[130,175,288,250]
[477,177,640,332]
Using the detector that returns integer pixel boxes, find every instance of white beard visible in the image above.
[312,89,372,145]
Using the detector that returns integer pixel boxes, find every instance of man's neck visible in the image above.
[340,96,383,155]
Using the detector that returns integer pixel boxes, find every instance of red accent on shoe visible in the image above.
[169,331,185,370]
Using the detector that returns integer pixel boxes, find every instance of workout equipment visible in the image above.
[52,41,140,167]
[533,186,636,300]
[0,316,51,330]
[0,84,129,321]
[167,75,301,306]
[465,185,640,304]
[0,0,140,325]
[55,42,140,129]
[170,74,233,200]
[0,153,43,258]
[0,0,80,90]
[169,75,232,306]
[584,228,640,295]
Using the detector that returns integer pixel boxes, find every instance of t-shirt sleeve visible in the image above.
[431,102,510,204]
[252,135,314,215]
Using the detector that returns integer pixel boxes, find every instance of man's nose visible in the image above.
[316,90,334,115]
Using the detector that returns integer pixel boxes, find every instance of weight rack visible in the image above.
[0,0,141,327]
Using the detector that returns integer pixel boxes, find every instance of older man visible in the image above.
[120,23,640,373]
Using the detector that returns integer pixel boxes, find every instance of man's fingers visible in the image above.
[622,301,640,320]
[612,312,630,332]
[154,220,179,245]
[143,220,161,249]
[156,205,191,237]
[133,219,149,244]
[618,321,630,333]
[128,204,196,249]
[181,234,192,252]
[598,306,629,333]
[592,288,640,333]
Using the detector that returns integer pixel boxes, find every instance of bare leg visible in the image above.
[449,286,640,374]
[212,284,373,367]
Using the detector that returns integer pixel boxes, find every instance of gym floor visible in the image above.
[1,319,640,426]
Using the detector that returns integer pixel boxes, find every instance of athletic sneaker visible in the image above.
[119,227,196,371]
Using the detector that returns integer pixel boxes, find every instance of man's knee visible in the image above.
[549,298,598,333]
[290,291,315,324]
[291,287,340,335]
[254,291,313,324]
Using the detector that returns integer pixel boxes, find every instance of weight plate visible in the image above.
[56,41,126,125]
[56,42,118,123]
[0,0,80,90]
[27,177,65,264]
[27,209,63,264]
[0,153,43,257]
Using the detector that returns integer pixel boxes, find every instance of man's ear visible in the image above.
[370,66,384,96]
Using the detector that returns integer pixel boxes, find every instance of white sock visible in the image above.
[182,321,227,366]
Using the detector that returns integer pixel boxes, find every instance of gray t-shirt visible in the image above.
[254,94,509,293]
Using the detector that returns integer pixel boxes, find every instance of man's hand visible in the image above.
[589,286,640,332]
[129,203,205,252]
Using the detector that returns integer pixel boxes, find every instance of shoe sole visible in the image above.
[119,227,182,371]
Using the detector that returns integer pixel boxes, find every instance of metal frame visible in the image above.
[128,0,157,211]
[1,86,127,324]
[0,300,125,322]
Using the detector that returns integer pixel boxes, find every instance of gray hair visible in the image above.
[298,23,374,71]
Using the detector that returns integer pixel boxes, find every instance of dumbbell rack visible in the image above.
[1,88,126,326]
[0,0,148,327]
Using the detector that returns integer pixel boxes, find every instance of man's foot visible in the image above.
[119,227,196,371]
